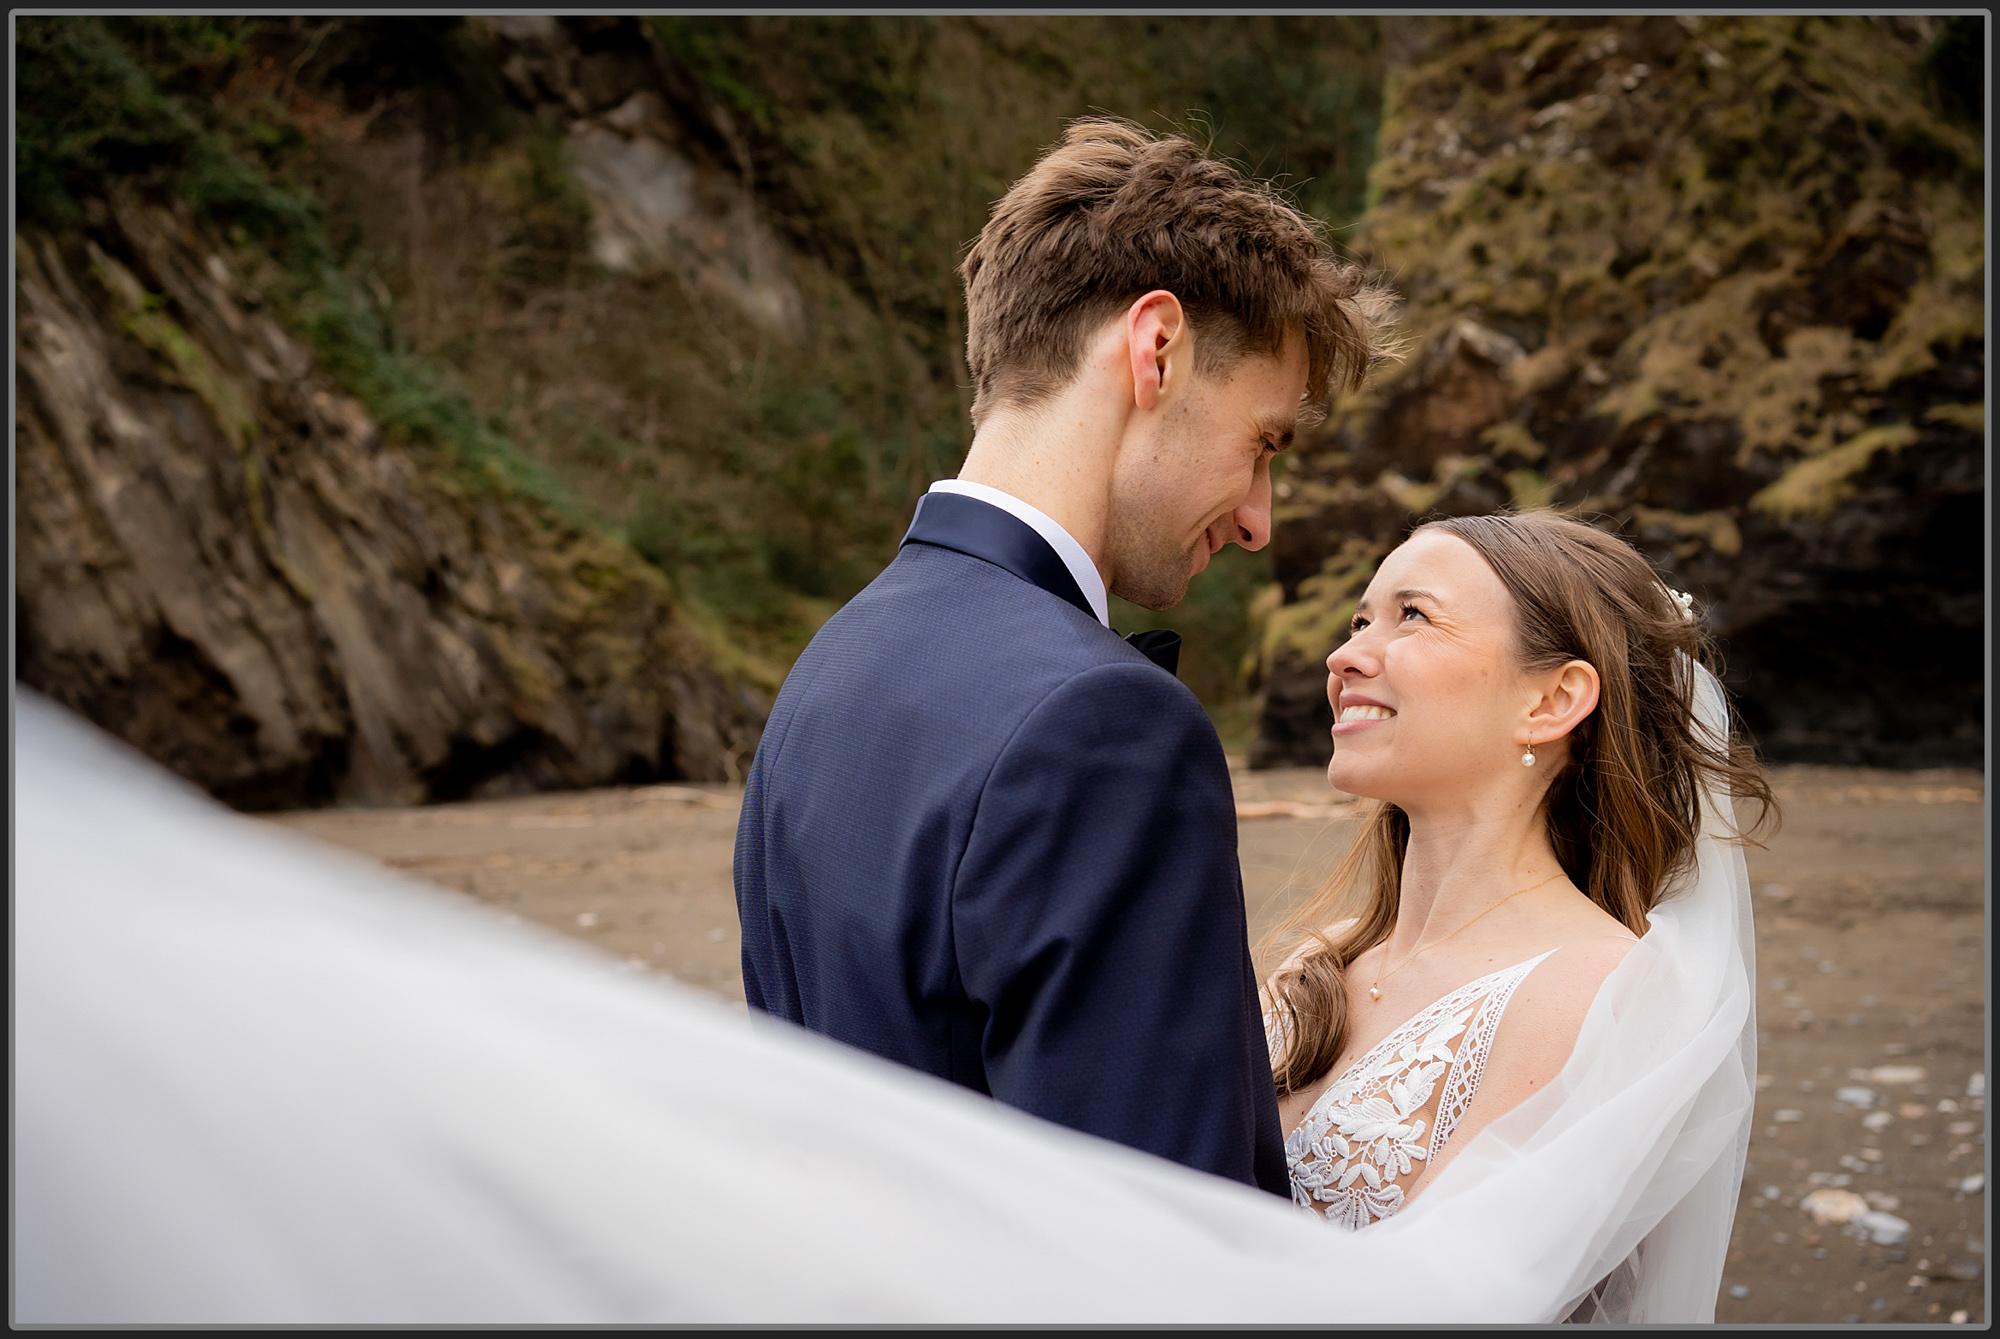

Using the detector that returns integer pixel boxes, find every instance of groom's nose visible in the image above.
[1225,469,1272,551]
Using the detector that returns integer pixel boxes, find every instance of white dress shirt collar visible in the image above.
[925,479,1110,627]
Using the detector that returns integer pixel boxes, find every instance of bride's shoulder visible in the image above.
[1489,932,1640,1068]
[1539,930,1642,984]
[1520,895,1642,991]
[1524,926,1641,1000]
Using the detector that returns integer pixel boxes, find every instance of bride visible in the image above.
[14,510,1774,1325]
[1264,509,1776,1311]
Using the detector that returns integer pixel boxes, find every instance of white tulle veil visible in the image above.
[14,670,1754,1324]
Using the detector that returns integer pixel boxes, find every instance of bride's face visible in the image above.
[1325,530,1545,805]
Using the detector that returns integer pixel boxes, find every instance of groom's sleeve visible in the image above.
[951,662,1289,1196]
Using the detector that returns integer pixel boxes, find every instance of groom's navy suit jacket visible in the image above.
[735,491,1289,1196]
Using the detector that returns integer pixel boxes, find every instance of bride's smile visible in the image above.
[1331,699,1394,727]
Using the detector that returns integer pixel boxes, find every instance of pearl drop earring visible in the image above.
[1522,745,1536,766]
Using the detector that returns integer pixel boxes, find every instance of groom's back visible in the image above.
[736,541,1134,1086]
[735,537,1284,1197]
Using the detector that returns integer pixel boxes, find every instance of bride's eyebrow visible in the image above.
[1352,587,1439,616]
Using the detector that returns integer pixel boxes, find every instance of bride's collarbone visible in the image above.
[1350,932,1541,1003]
[1338,939,1552,1054]
[1342,894,1628,1014]
[1335,917,1637,1065]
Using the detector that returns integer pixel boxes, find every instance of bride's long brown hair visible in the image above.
[1263,511,1777,1097]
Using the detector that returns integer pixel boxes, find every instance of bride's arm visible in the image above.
[1403,934,1638,1200]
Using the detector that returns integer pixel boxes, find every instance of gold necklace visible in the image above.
[1367,871,1567,1002]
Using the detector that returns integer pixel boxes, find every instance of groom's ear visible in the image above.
[1126,290,1187,412]
[1529,660,1601,740]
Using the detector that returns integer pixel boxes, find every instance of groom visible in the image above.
[735,119,1382,1196]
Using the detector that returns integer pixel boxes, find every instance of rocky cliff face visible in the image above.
[16,190,765,808]
[15,13,1382,806]
[1252,16,1983,769]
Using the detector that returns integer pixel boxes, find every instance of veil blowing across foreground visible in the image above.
[16,676,1758,1323]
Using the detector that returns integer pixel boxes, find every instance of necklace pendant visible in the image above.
[1368,985,1381,1001]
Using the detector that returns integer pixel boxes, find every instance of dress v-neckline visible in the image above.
[1299,947,1561,1130]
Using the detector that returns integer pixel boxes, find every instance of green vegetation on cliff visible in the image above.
[17,18,579,516]
[18,15,1386,729]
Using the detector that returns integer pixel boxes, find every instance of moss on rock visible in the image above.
[1256,15,1984,768]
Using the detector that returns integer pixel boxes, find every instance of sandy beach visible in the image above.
[270,760,1986,1325]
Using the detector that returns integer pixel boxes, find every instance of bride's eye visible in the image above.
[1402,605,1428,622]
[1349,614,1370,633]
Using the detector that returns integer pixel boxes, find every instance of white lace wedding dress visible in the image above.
[1282,950,1555,1228]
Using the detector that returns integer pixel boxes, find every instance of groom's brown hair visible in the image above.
[959,118,1394,427]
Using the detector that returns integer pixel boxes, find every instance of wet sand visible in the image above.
[270,761,1986,1324]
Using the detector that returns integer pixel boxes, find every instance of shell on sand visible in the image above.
[1801,1188,1869,1225]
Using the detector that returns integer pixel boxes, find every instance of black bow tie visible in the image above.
[1120,629,1182,676]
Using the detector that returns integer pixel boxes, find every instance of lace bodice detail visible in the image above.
[1281,950,1556,1231]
